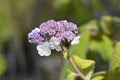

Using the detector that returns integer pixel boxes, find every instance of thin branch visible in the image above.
[60,44,86,80]
[67,55,86,80]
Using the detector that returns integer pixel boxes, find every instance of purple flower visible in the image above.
[28,20,79,44]
[28,20,79,56]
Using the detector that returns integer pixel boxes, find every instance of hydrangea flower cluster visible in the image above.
[28,20,80,56]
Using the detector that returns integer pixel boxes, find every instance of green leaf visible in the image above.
[100,16,113,35]
[69,31,90,58]
[0,53,7,76]
[66,72,76,80]
[91,71,108,80]
[72,55,95,80]
[110,42,120,71]
[90,35,113,62]
[72,55,95,70]
[108,42,120,80]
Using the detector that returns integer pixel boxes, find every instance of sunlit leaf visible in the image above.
[66,72,76,80]
[108,42,120,80]
[72,55,95,80]
[91,71,108,80]
[110,42,120,71]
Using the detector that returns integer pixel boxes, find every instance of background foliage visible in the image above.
[0,0,120,80]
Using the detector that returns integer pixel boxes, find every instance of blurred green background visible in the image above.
[0,0,120,80]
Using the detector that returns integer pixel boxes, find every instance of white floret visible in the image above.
[71,36,80,45]
[36,42,51,56]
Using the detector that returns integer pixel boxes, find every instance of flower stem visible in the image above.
[67,55,86,80]
[60,44,86,80]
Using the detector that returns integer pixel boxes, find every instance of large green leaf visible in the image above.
[90,35,113,62]
[91,71,108,80]
[69,31,90,58]
[108,42,120,80]
[0,53,7,76]
[72,55,95,80]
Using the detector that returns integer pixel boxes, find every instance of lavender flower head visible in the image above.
[28,20,80,56]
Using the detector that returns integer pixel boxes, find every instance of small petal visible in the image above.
[36,42,51,56]
[37,45,45,56]
[55,45,61,51]
[44,48,51,56]
[71,36,80,45]
[50,44,56,49]
[49,37,60,45]
[34,27,40,32]
[49,37,61,51]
